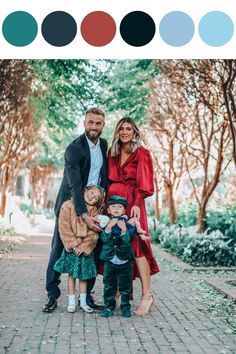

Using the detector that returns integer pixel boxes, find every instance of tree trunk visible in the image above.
[154,190,161,220]
[165,183,177,224]
[0,191,7,217]
[197,201,207,233]
[153,174,161,220]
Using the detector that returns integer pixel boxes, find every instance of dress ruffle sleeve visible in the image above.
[134,149,154,207]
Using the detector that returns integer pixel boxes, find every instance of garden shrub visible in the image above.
[19,203,55,219]
[0,220,15,237]
[151,225,236,267]
[205,205,236,243]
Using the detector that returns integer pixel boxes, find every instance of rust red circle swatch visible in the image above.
[81,11,116,47]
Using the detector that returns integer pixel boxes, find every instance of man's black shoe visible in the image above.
[42,298,57,313]
[86,295,104,311]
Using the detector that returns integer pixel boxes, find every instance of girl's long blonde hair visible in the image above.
[110,117,142,157]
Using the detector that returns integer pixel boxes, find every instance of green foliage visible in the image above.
[177,204,198,226]
[159,204,198,227]
[151,225,236,266]
[19,203,54,219]
[205,205,236,241]
[101,60,159,124]
[0,222,15,237]
[29,60,106,169]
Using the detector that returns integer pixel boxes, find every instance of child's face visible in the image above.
[108,203,126,217]
[84,188,102,206]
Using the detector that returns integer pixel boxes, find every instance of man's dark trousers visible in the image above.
[46,219,63,300]
[46,219,102,300]
[103,261,133,311]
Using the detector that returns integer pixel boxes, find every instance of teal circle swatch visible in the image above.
[2,11,38,46]
[159,11,194,47]
[199,11,234,46]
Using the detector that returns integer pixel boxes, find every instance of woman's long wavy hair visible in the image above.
[110,117,142,157]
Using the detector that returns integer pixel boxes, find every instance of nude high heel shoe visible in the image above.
[134,294,154,316]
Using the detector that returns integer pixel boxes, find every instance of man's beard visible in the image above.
[85,129,102,142]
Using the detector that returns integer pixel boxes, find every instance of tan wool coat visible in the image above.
[58,199,99,256]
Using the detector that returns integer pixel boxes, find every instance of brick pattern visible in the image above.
[0,236,235,354]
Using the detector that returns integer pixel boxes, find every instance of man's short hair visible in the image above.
[85,107,105,118]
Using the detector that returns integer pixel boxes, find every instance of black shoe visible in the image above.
[86,295,104,311]
[42,298,57,313]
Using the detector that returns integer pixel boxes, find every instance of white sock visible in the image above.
[68,295,75,306]
[80,293,87,307]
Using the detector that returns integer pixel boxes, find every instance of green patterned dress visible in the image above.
[54,249,97,280]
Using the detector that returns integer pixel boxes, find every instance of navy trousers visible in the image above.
[46,218,102,300]
[103,261,133,311]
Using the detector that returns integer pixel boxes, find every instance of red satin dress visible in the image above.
[107,146,160,278]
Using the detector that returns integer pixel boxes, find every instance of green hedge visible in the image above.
[150,224,236,267]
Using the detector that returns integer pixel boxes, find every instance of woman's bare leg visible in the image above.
[134,256,153,315]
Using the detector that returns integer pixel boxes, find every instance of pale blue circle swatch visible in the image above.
[159,11,194,47]
[2,11,38,46]
[199,11,234,46]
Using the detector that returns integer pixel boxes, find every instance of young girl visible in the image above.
[54,185,105,313]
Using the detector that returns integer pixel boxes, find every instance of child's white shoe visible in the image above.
[67,304,76,313]
[67,294,76,313]
[80,304,93,313]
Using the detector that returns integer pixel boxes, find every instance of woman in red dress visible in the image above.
[107,117,159,315]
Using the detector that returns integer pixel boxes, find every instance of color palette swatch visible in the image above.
[120,11,156,47]
[159,12,195,47]
[2,11,38,47]
[81,11,116,47]
[42,11,77,47]
[1,10,235,48]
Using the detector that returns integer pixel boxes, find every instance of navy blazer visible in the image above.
[54,133,108,217]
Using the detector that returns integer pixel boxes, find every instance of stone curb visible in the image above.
[153,244,236,302]
[202,277,236,302]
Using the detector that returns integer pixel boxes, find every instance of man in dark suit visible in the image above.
[43,107,108,313]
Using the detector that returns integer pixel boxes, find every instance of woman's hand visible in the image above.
[130,205,140,221]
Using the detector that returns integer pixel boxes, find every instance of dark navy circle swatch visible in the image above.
[41,11,77,47]
[159,11,195,47]
[120,11,156,47]
[2,11,38,47]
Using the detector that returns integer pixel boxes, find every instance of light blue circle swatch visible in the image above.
[2,11,38,46]
[199,11,234,46]
[159,11,194,47]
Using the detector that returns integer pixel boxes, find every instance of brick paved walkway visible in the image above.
[0,235,236,354]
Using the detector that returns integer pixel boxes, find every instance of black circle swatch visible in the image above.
[120,11,156,47]
[41,11,77,47]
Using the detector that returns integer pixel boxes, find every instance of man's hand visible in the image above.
[117,220,127,235]
[84,215,101,232]
[105,218,118,233]
[130,205,140,220]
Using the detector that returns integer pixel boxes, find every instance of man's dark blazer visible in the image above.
[54,133,108,217]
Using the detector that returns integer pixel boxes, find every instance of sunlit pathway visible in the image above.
[0,235,235,354]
